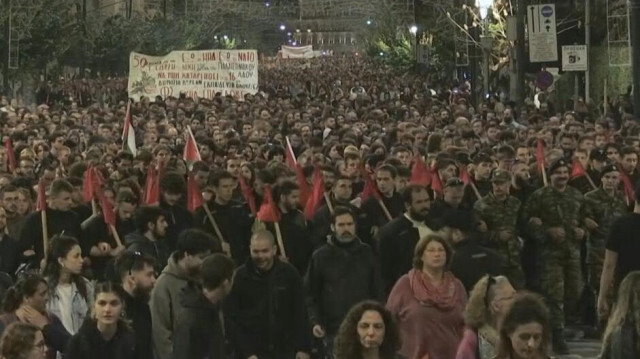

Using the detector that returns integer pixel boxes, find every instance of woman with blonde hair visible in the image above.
[0,322,46,359]
[601,271,640,359]
[386,234,467,359]
[455,275,516,359]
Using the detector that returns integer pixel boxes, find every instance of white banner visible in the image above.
[127,50,259,101]
[281,45,314,59]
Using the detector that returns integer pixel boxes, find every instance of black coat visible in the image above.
[305,237,383,336]
[0,234,20,277]
[360,192,404,246]
[84,216,136,280]
[225,258,311,359]
[20,208,84,263]
[172,283,225,359]
[194,200,252,264]
[266,210,312,275]
[123,291,153,359]
[159,200,192,252]
[450,238,506,292]
[377,216,422,295]
[309,200,360,250]
[124,231,170,274]
[65,319,136,359]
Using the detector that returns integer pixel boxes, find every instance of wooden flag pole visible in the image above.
[203,203,231,256]
[604,79,608,117]
[41,210,48,260]
[91,199,99,215]
[541,163,549,187]
[109,225,123,247]
[324,192,334,215]
[377,199,393,221]
[274,222,287,258]
[585,173,597,190]
[470,182,482,200]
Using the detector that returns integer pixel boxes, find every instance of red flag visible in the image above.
[430,167,443,195]
[360,166,381,202]
[96,187,116,227]
[410,157,432,186]
[183,126,201,170]
[570,159,586,178]
[82,166,96,202]
[238,176,257,215]
[295,164,311,207]
[143,164,160,205]
[284,136,297,169]
[257,185,280,222]
[304,167,324,220]
[620,171,635,204]
[458,165,471,185]
[536,138,545,172]
[36,180,46,212]
[186,172,203,212]
[4,139,15,172]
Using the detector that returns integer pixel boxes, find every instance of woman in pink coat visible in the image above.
[386,234,467,359]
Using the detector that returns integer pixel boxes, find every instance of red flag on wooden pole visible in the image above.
[257,185,281,223]
[410,157,432,186]
[284,136,297,169]
[4,139,15,172]
[304,167,324,220]
[238,176,257,215]
[186,172,204,212]
[570,159,586,178]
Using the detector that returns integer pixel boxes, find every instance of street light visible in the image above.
[476,0,494,102]
[409,25,418,35]
[366,20,372,25]
[280,24,286,31]
[476,0,492,20]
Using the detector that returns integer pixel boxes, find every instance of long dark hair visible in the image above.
[1,275,47,313]
[42,235,88,300]
[495,293,550,359]
[333,301,401,359]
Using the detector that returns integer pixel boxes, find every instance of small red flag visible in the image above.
[284,136,297,169]
[360,166,381,202]
[36,180,46,212]
[570,159,586,178]
[430,167,443,195]
[143,164,161,205]
[4,139,15,172]
[186,172,203,212]
[257,185,280,222]
[304,167,324,220]
[183,126,201,170]
[536,138,545,173]
[238,176,257,215]
[82,166,96,202]
[620,171,635,204]
[96,187,116,227]
[410,157,432,186]
[295,164,311,207]
[458,165,471,185]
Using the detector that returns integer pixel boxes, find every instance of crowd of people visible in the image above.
[0,55,637,359]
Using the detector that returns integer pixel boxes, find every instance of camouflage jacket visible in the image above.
[584,188,627,243]
[474,193,522,265]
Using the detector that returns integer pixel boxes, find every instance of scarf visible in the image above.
[409,269,461,311]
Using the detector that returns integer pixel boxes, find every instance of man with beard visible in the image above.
[377,185,435,295]
[115,251,157,359]
[85,190,136,280]
[1,185,24,241]
[360,165,404,246]
[523,158,587,354]
[310,175,359,249]
[150,228,216,359]
[306,206,382,352]
[172,253,235,359]
[125,206,170,273]
[159,172,193,252]
[225,230,311,359]
[267,180,312,274]
[194,170,252,264]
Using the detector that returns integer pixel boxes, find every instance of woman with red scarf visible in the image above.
[386,234,467,359]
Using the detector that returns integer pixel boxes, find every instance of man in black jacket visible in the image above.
[125,206,170,273]
[194,170,252,264]
[360,165,405,246]
[310,175,359,249]
[377,184,435,295]
[172,253,235,359]
[225,230,311,359]
[159,172,192,252]
[305,206,382,348]
[115,251,156,359]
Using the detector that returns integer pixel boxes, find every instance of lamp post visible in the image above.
[410,25,418,66]
[477,0,493,100]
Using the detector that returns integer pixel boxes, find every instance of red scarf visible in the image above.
[409,269,461,311]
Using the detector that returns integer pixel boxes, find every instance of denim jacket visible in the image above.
[46,278,94,335]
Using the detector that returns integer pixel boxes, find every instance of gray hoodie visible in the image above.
[149,254,194,359]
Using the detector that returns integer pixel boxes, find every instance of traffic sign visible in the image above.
[527,4,558,63]
[562,45,588,71]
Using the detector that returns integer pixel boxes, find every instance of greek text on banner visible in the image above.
[127,50,259,101]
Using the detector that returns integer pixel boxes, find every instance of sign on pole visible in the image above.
[127,50,259,101]
[527,4,558,62]
[562,45,588,71]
